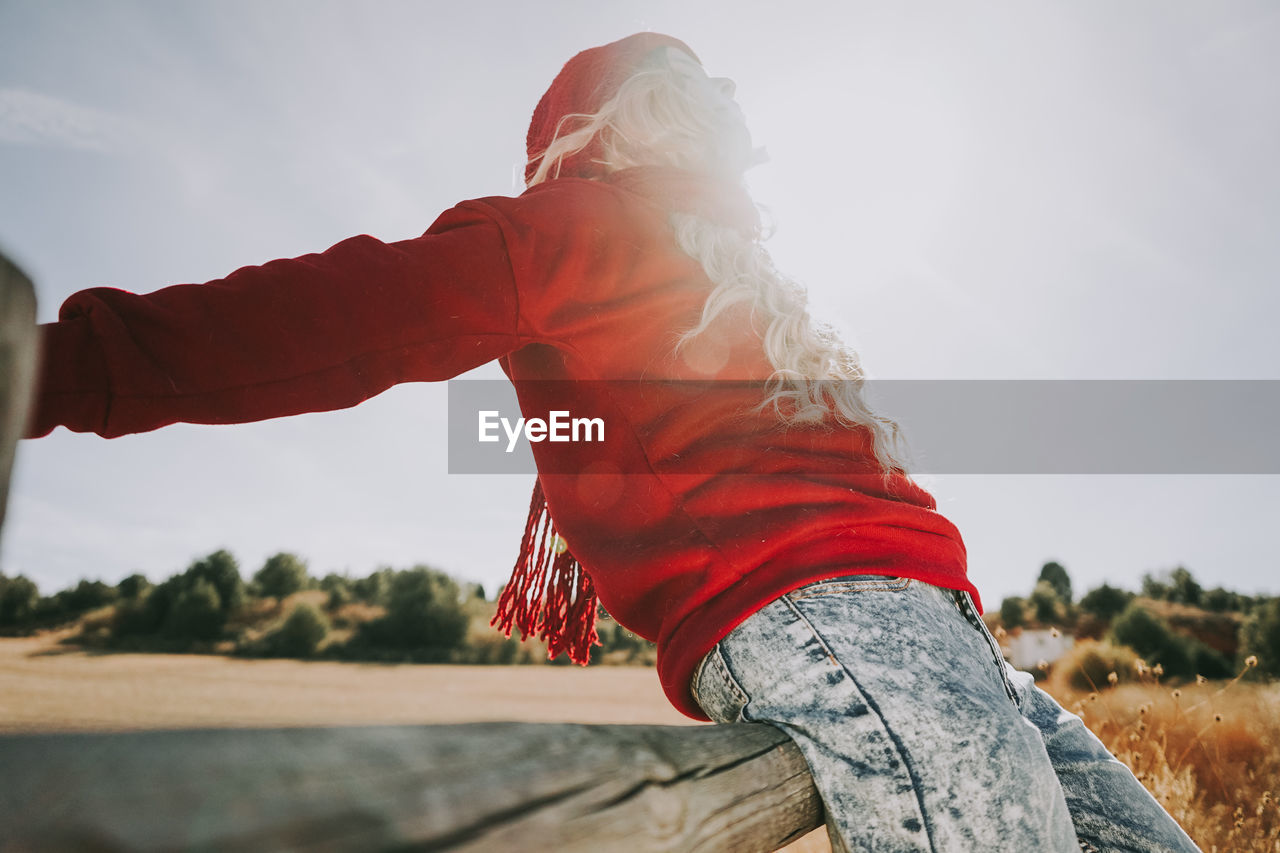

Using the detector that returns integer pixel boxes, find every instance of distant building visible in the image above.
[1002,628,1075,671]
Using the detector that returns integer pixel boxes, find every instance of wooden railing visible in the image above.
[0,255,824,851]
[0,249,37,539]
[0,723,822,851]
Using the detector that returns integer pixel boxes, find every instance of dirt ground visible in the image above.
[0,631,831,851]
[0,631,695,732]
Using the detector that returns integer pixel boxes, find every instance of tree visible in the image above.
[319,573,349,593]
[1140,572,1172,602]
[116,574,151,600]
[1167,566,1203,607]
[1202,586,1239,613]
[0,575,39,627]
[999,596,1026,629]
[1036,562,1072,604]
[253,553,309,603]
[359,566,468,653]
[162,578,224,641]
[320,573,352,611]
[1139,568,1206,608]
[184,550,244,613]
[58,579,118,614]
[1029,580,1064,624]
[1078,584,1133,622]
[1240,597,1280,679]
[352,568,393,605]
[112,580,174,638]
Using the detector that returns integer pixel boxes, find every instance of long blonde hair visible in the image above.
[526,55,907,473]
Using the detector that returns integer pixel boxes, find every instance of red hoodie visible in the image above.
[27,167,975,719]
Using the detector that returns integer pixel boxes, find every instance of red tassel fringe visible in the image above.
[491,478,599,664]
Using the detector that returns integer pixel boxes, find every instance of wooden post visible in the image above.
[0,722,823,852]
[0,251,38,542]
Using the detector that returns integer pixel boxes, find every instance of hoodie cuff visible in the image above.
[23,317,111,438]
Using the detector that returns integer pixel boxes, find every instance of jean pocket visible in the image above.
[692,644,750,724]
[785,574,913,601]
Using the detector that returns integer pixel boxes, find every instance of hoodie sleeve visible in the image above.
[26,202,522,438]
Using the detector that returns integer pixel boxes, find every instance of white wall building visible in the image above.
[1002,628,1075,671]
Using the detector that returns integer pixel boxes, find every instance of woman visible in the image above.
[27,33,1200,852]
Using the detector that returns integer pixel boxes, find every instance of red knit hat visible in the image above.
[525,32,698,184]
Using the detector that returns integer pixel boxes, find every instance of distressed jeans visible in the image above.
[691,576,1202,853]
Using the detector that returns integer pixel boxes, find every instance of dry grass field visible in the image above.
[3,631,1277,852]
[1044,668,1280,852]
[0,629,693,732]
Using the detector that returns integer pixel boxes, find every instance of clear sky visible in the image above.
[2,1,1278,609]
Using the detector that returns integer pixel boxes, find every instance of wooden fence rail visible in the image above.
[0,722,823,852]
[0,250,37,540]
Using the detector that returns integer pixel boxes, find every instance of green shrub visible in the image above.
[351,569,393,606]
[57,579,119,615]
[464,632,522,664]
[262,603,329,658]
[107,552,245,645]
[1078,583,1133,622]
[1037,562,1073,604]
[319,574,352,611]
[1167,567,1204,606]
[0,575,39,628]
[1191,642,1234,680]
[253,553,309,602]
[354,566,468,656]
[116,574,151,600]
[1109,601,1232,680]
[1000,596,1026,629]
[184,550,244,613]
[1030,580,1065,624]
[1110,603,1190,675]
[162,578,224,641]
[1202,586,1242,613]
[112,595,160,638]
[1055,639,1139,691]
[1240,597,1280,679]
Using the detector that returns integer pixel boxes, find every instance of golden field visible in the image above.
[2,632,1276,852]
[1044,666,1280,852]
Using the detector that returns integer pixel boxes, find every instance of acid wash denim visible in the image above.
[691,576,1202,853]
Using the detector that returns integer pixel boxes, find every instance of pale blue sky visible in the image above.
[2,1,1278,608]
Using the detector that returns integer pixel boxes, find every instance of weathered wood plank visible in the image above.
[0,722,823,852]
[0,251,38,540]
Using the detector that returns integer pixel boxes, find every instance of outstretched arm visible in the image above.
[27,202,522,438]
